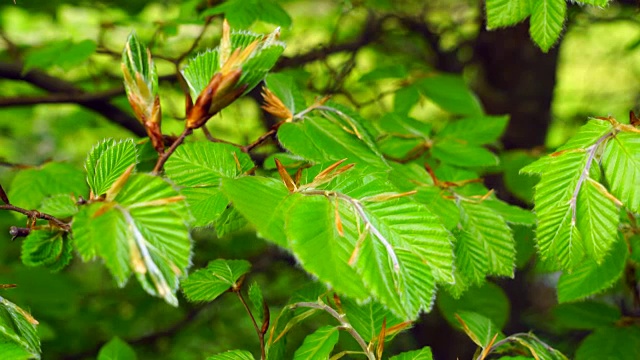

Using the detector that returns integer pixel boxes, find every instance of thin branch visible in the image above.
[0,204,70,231]
[0,61,146,137]
[152,127,193,175]
[291,301,374,360]
[0,87,125,106]
[236,291,266,360]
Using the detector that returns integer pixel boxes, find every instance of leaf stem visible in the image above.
[291,301,375,360]
[235,290,266,360]
[0,204,70,232]
[152,127,193,175]
[302,189,400,271]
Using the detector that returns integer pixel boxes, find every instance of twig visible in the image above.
[291,301,375,360]
[235,291,266,360]
[152,127,193,174]
[202,126,244,148]
[0,204,70,231]
[243,129,277,153]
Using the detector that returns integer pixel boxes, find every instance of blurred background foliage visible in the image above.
[0,0,639,359]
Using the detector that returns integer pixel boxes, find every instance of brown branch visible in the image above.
[0,204,70,231]
[152,127,193,174]
[0,61,146,137]
[235,291,266,360]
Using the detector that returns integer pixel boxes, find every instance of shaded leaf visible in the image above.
[182,259,251,302]
[97,337,137,360]
[292,325,338,360]
[416,74,483,116]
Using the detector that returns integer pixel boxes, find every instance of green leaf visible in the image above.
[482,199,536,226]
[507,333,568,360]
[342,297,405,342]
[221,176,293,247]
[265,73,306,115]
[73,174,191,306]
[215,206,249,237]
[38,194,78,219]
[390,347,433,360]
[8,162,87,210]
[602,131,640,212]
[414,187,459,230]
[416,74,483,116]
[285,196,371,301]
[438,115,509,145]
[502,151,539,204]
[458,200,515,277]
[85,139,138,197]
[248,282,265,323]
[576,0,609,6]
[552,301,620,330]
[181,259,251,302]
[292,325,339,360]
[533,151,589,268]
[575,179,619,262]
[206,350,255,360]
[360,65,408,82]
[529,0,567,52]
[278,115,389,170]
[576,326,640,360]
[432,141,499,167]
[378,113,431,138]
[203,0,291,28]
[122,31,157,96]
[486,0,531,29]
[165,142,254,226]
[24,39,96,73]
[455,311,504,348]
[21,230,72,272]
[0,340,34,360]
[557,237,627,303]
[0,296,40,360]
[182,50,220,100]
[97,337,137,360]
[393,86,421,115]
[438,282,510,330]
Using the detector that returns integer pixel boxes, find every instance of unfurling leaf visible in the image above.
[0,295,41,359]
[122,32,163,153]
[182,20,285,129]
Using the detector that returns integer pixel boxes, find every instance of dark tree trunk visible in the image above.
[473,22,560,149]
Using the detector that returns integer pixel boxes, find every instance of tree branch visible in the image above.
[0,61,146,137]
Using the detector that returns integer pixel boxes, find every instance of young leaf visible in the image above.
[486,0,531,29]
[38,194,78,219]
[21,230,73,272]
[277,115,389,170]
[97,337,137,360]
[292,325,339,360]
[206,350,255,360]
[0,296,40,360]
[529,0,567,52]
[455,311,504,348]
[431,141,499,167]
[248,282,265,324]
[557,237,628,303]
[552,301,620,330]
[601,131,640,212]
[341,297,405,342]
[164,142,254,226]
[264,73,306,115]
[416,74,483,116]
[221,176,294,247]
[285,196,371,301]
[181,259,251,302]
[437,115,509,145]
[85,139,138,197]
[182,50,220,100]
[438,282,510,330]
[389,347,433,360]
[8,162,87,210]
[576,326,640,360]
[73,174,191,306]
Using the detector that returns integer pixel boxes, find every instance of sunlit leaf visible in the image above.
[529,0,566,52]
[292,325,338,360]
[85,139,138,197]
[0,296,40,360]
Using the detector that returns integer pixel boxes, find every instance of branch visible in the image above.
[291,301,374,360]
[152,127,193,174]
[0,204,70,231]
[0,61,146,137]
